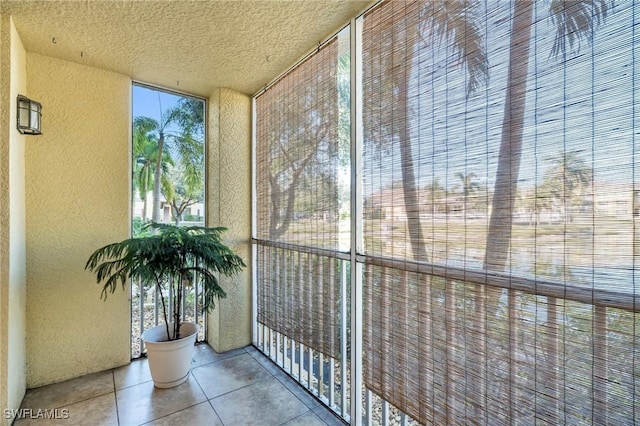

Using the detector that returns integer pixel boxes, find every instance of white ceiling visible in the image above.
[1,0,372,97]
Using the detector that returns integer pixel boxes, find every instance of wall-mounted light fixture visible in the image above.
[16,95,42,135]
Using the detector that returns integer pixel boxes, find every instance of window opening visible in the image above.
[131,83,206,358]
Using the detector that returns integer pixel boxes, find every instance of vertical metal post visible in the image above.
[594,305,608,425]
[308,348,314,392]
[251,97,259,345]
[382,400,389,426]
[138,278,144,354]
[284,336,290,373]
[276,332,281,366]
[202,277,207,342]
[266,326,271,358]
[329,357,335,408]
[194,271,199,334]
[298,343,304,383]
[508,290,517,422]
[340,260,348,416]
[350,15,364,425]
[547,298,559,421]
[180,280,186,322]
[252,244,258,345]
[365,389,373,426]
[319,353,325,400]
[256,323,261,350]
[154,285,159,325]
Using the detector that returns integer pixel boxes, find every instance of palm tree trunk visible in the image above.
[142,166,152,220]
[152,133,164,223]
[482,3,533,421]
[398,105,427,261]
[484,1,534,272]
[142,195,148,220]
[397,14,427,263]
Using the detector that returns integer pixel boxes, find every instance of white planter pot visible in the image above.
[141,322,199,388]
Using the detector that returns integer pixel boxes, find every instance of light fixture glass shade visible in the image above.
[16,95,42,135]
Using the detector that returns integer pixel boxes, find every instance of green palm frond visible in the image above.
[86,223,245,339]
[420,0,489,96]
[161,174,176,202]
[133,116,160,151]
[173,98,205,136]
[175,134,204,192]
[549,0,610,58]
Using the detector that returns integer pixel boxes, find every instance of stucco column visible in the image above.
[207,88,252,351]
[1,15,28,422]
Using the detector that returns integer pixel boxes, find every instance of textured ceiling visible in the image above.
[1,0,372,97]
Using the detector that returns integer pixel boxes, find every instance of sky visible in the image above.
[361,0,639,195]
[132,84,183,126]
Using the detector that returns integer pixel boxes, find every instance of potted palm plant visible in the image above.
[85,222,245,388]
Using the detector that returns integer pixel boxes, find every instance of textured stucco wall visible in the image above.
[0,14,10,422]
[207,88,252,352]
[25,53,130,387]
[7,16,27,414]
[0,15,28,422]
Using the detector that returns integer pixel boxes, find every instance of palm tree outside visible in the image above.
[544,150,593,223]
[479,4,611,422]
[147,110,178,223]
[132,86,205,226]
[133,116,173,222]
[455,172,481,218]
[364,0,489,262]
[484,0,611,272]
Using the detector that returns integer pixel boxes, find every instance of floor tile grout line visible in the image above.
[195,349,277,426]
[114,378,154,392]
[205,371,314,426]
[193,360,278,409]
[250,350,320,404]
[112,357,150,389]
[191,349,255,371]
[272,373,321,408]
[277,409,326,426]
[137,401,209,426]
[206,399,224,426]
[22,389,116,412]
[192,351,272,377]
[190,370,209,402]
[312,405,349,426]
[190,364,272,398]
[205,373,272,401]
[112,370,121,426]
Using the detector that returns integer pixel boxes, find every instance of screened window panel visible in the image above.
[363,263,639,424]
[255,37,345,359]
[256,244,342,359]
[362,1,639,424]
[255,38,342,250]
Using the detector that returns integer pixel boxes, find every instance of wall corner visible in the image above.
[206,88,252,352]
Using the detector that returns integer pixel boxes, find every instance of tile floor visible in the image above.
[14,345,345,426]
